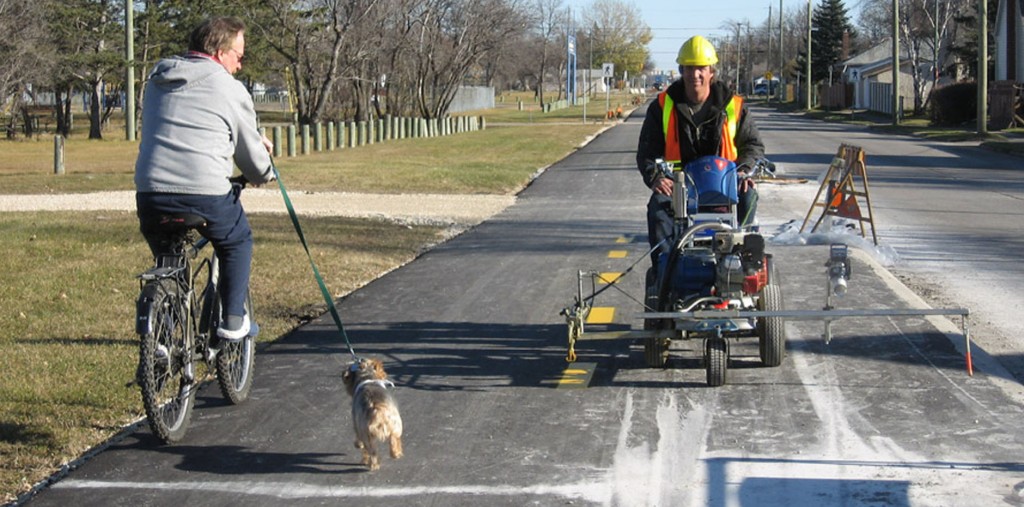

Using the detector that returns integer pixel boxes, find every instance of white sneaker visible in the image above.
[217,314,250,342]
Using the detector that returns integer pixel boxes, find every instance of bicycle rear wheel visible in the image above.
[138,279,195,443]
[215,291,255,404]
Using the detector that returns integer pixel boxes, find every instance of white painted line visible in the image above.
[53,479,611,502]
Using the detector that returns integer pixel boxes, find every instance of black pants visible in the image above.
[646,187,758,264]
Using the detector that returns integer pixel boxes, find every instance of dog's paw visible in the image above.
[390,437,403,459]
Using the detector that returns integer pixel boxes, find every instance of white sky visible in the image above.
[565,0,867,73]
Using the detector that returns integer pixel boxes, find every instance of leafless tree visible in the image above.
[582,0,651,80]
[249,0,531,121]
[858,0,967,114]
[529,0,565,104]
[0,0,50,138]
[250,0,380,124]
[405,0,529,118]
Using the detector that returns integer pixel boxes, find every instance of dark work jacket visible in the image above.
[636,79,764,188]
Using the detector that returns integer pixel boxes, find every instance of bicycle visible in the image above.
[134,177,256,443]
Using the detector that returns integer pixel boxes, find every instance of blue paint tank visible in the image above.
[658,249,717,298]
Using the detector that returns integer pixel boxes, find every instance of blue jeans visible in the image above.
[136,191,253,319]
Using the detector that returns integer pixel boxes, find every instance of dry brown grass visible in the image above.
[0,124,600,195]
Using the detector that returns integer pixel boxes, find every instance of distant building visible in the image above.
[839,40,920,114]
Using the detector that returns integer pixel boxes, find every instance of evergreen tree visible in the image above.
[46,0,125,139]
[947,0,997,80]
[793,0,856,84]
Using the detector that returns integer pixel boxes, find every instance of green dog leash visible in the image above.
[272,166,358,359]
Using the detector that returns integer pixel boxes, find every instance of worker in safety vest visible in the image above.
[636,35,765,264]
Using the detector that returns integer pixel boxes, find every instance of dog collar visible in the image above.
[354,379,394,397]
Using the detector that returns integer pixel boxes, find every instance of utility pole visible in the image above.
[125,0,136,141]
[806,0,812,110]
[892,0,901,125]
[978,0,988,134]
[768,4,773,103]
[780,0,785,101]
[736,25,742,91]
[585,27,593,124]
[933,0,939,93]
[745,22,752,94]
[566,8,574,106]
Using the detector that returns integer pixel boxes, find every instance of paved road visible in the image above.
[755,107,1024,384]
[21,106,1024,506]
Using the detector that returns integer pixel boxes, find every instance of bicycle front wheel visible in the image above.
[138,279,195,444]
[216,291,255,404]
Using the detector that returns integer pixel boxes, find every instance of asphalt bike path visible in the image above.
[22,106,1024,506]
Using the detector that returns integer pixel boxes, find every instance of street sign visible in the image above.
[602,63,614,78]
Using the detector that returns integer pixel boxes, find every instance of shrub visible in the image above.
[930,82,977,126]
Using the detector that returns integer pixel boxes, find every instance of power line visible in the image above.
[649,27,730,31]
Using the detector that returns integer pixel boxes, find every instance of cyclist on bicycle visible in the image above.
[135,16,275,341]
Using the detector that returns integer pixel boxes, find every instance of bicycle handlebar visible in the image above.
[229,165,279,189]
[228,175,249,188]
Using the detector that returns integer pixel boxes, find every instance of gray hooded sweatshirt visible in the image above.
[134,54,273,195]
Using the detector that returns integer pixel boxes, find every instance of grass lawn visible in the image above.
[763,98,1022,144]
[0,90,639,195]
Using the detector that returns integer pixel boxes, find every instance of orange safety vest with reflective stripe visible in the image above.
[659,91,742,164]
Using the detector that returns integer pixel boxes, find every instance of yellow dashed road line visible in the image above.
[586,307,615,324]
[553,362,597,389]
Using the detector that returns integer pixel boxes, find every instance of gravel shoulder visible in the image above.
[0,189,517,228]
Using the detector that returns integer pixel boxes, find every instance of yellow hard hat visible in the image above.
[677,36,718,67]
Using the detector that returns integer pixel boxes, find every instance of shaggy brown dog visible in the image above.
[341,358,403,471]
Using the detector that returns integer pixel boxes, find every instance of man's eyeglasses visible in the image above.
[228,48,244,63]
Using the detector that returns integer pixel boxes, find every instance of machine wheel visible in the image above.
[643,267,669,368]
[705,337,728,387]
[644,338,670,368]
[757,284,786,367]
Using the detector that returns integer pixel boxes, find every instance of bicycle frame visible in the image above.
[135,179,255,443]
[136,234,220,378]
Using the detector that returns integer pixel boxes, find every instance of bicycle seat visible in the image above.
[148,213,207,233]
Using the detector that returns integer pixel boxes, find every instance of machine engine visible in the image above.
[660,231,768,304]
